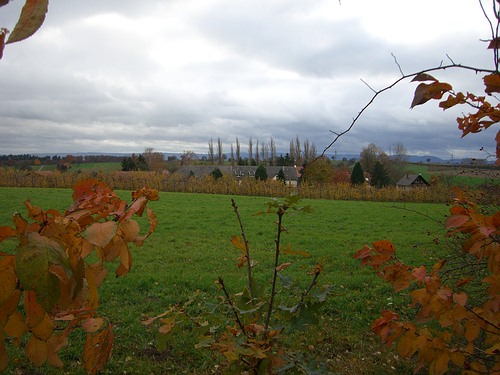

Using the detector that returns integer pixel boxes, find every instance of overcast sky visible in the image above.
[0,0,497,159]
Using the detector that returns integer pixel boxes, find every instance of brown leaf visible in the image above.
[85,221,117,248]
[483,73,500,94]
[47,333,68,368]
[24,290,45,329]
[275,262,292,272]
[82,317,104,333]
[6,0,48,44]
[119,220,140,242]
[411,73,437,82]
[453,292,468,306]
[411,81,452,108]
[31,313,54,341]
[115,246,132,277]
[0,340,7,372]
[230,235,246,253]
[25,335,48,367]
[83,323,114,374]
[0,254,17,305]
[4,311,27,346]
[487,37,500,49]
[0,28,7,60]
[0,225,15,242]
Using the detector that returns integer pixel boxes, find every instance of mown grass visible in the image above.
[0,187,451,374]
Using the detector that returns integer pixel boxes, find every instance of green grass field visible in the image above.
[0,187,451,374]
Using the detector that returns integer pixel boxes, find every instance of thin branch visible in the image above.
[264,207,286,330]
[391,52,404,76]
[231,199,253,298]
[217,276,246,335]
[320,63,496,157]
[360,78,377,93]
[291,270,321,314]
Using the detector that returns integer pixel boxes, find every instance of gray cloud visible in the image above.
[0,0,497,160]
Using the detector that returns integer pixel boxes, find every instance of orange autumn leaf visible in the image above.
[483,73,500,94]
[85,221,117,248]
[411,81,452,108]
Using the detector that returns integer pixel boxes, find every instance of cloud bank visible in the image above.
[0,0,496,159]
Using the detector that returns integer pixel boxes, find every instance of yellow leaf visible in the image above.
[230,235,246,253]
[25,336,48,367]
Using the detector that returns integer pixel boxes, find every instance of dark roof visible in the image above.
[176,165,299,181]
[396,174,430,186]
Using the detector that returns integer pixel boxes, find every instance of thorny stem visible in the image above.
[217,276,246,336]
[264,207,286,331]
[231,199,253,299]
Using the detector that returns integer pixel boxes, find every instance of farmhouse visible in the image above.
[177,165,299,186]
[396,173,430,188]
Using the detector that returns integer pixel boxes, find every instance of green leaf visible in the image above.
[16,232,72,311]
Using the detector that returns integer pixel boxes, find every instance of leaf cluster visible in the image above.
[0,179,158,373]
[354,190,500,374]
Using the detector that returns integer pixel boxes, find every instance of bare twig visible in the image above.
[217,276,246,335]
[320,63,496,157]
[391,52,404,76]
[264,206,286,330]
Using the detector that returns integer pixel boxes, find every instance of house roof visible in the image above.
[176,165,299,180]
[396,174,430,186]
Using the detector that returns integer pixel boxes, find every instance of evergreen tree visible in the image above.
[210,167,223,180]
[136,154,148,171]
[255,164,268,181]
[277,168,286,183]
[370,161,390,188]
[121,157,136,171]
[350,162,365,185]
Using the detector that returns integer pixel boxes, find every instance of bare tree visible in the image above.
[236,137,241,164]
[181,150,197,165]
[217,137,223,165]
[143,147,165,173]
[261,142,269,165]
[248,137,253,164]
[255,139,260,164]
[230,143,235,166]
[208,139,215,164]
[269,137,276,166]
